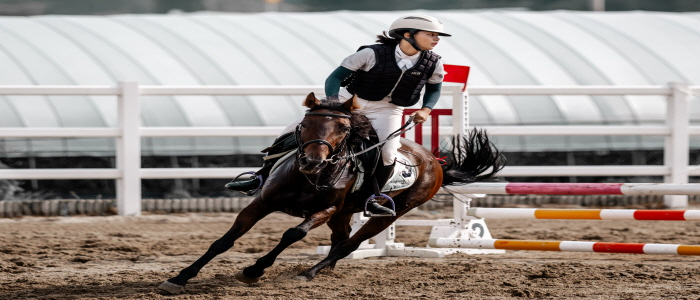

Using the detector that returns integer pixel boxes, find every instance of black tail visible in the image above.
[440,129,506,186]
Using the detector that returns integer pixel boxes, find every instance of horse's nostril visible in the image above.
[306,158,323,166]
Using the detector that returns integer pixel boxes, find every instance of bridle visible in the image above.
[295,111,353,164]
[292,108,419,191]
[294,109,354,190]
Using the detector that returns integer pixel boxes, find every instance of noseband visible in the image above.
[295,111,353,163]
[294,109,354,190]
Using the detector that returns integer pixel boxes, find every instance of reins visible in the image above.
[297,112,417,163]
[335,115,417,161]
[294,108,418,191]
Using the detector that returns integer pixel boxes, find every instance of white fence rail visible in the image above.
[0,83,698,214]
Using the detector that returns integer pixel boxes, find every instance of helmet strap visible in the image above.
[402,30,422,51]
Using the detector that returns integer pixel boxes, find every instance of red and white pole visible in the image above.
[468,208,700,221]
[429,239,700,256]
[449,182,700,196]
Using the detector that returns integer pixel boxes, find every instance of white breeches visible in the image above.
[280,98,403,166]
[354,98,403,166]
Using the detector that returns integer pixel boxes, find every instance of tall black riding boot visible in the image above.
[225,132,295,195]
[365,162,397,217]
[224,162,272,195]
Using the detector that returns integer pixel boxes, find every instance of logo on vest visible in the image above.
[410,71,421,76]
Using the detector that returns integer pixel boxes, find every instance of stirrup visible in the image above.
[226,171,263,196]
[363,194,396,217]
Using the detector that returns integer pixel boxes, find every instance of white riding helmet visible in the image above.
[388,15,451,37]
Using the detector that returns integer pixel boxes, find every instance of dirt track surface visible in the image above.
[2,209,700,299]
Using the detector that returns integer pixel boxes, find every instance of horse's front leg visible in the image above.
[325,212,353,270]
[299,213,400,280]
[235,206,337,284]
[159,197,272,294]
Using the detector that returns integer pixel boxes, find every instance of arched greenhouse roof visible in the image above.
[1,10,700,157]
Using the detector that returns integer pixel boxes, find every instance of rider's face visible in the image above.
[412,31,440,50]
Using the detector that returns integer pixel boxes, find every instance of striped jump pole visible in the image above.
[428,239,700,256]
[468,208,700,220]
[425,183,700,257]
[448,182,700,195]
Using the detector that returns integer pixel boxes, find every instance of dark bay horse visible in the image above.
[158,93,505,294]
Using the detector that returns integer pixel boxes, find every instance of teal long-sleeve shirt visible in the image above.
[324,66,442,110]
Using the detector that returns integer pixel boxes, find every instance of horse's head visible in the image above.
[296,93,360,175]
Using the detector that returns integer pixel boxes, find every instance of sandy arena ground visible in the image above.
[2,208,700,299]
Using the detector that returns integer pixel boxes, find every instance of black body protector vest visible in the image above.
[344,44,441,107]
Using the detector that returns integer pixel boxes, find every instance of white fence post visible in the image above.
[116,82,141,216]
[451,85,470,223]
[664,82,690,208]
[451,86,469,136]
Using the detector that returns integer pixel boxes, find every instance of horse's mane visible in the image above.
[307,103,375,141]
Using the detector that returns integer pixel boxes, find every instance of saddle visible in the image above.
[261,132,297,159]
[349,136,382,184]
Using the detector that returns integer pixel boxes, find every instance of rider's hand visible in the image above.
[410,108,432,123]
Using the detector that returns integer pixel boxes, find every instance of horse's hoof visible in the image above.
[234,270,261,284]
[295,271,313,282]
[158,280,185,294]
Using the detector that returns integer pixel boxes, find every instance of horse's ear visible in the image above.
[342,95,360,112]
[303,92,321,108]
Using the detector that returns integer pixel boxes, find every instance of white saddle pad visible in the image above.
[351,152,417,193]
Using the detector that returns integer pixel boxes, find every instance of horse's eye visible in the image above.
[343,127,351,132]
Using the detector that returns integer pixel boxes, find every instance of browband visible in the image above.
[305,112,351,119]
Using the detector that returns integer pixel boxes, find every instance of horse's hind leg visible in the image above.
[235,206,337,284]
[299,214,400,280]
[159,198,272,294]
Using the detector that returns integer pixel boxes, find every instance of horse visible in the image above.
[158,93,505,294]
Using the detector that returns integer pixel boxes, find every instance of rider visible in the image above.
[226,15,450,216]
